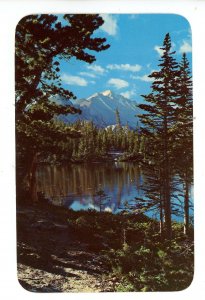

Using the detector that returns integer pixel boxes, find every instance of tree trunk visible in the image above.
[163,116,172,239]
[184,179,189,235]
[159,170,164,236]
[164,185,172,239]
[159,194,164,235]
[28,152,39,203]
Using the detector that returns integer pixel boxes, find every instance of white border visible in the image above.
[0,1,205,299]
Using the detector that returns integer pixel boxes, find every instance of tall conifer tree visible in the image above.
[138,33,180,238]
[174,53,193,235]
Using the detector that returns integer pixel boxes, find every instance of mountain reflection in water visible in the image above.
[36,162,144,213]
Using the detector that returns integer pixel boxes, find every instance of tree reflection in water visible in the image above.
[36,162,144,213]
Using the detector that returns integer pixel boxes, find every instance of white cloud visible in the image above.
[100,14,118,36]
[179,40,192,53]
[108,78,129,89]
[87,64,105,75]
[154,45,164,57]
[79,72,96,78]
[131,70,158,82]
[121,90,136,99]
[136,74,153,82]
[107,64,142,72]
[61,73,87,86]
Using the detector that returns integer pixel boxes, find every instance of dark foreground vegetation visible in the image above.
[17,200,194,292]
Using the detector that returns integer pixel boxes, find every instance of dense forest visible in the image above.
[16,14,193,292]
[44,117,144,163]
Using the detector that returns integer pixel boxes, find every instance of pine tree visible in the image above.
[115,108,121,128]
[174,53,193,235]
[16,14,110,202]
[16,14,109,116]
[138,33,180,238]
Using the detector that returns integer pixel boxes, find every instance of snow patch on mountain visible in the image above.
[101,90,113,97]
[60,90,140,128]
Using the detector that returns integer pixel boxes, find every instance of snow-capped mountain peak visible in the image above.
[100,90,113,97]
[60,90,140,128]
[87,90,114,101]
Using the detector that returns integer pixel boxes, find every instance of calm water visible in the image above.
[36,162,193,219]
[36,162,144,212]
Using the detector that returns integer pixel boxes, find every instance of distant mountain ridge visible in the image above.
[59,90,140,128]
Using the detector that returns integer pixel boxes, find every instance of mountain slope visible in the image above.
[60,90,140,128]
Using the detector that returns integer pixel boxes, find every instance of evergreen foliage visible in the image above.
[46,120,144,162]
[64,208,194,291]
[137,34,193,238]
[16,14,110,201]
[174,53,193,235]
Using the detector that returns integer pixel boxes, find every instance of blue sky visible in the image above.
[59,14,192,103]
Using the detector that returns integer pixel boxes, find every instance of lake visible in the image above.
[36,162,193,220]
